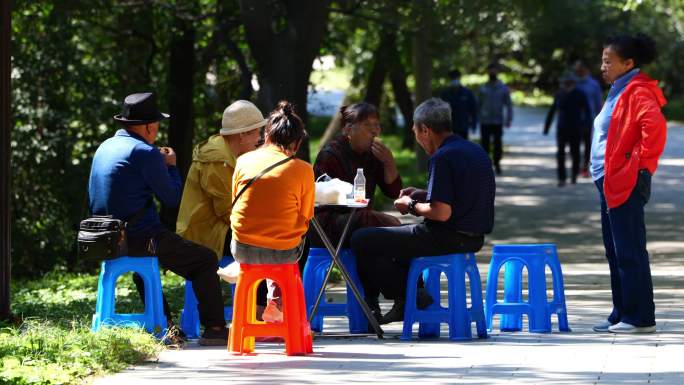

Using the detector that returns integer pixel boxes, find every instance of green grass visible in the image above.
[1,270,199,385]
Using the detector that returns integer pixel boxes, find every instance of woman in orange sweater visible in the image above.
[222,101,314,322]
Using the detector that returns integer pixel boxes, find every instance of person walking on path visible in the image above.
[176,100,265,261]
[351,98,495,325]
[88,92,228,345]
[590,34,667,334]
[440,69,478,140]
[479,63,513,175]
[574,60,605,177]
[544,73,592,186]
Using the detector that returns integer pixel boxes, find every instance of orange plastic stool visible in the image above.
[228,263,313,356]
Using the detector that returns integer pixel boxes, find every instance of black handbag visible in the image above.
[77,200,152,262]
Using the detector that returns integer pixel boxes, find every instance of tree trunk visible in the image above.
[389,50,414,149]
[1,0,11,321]
[239,0,331,162]
[364,32,395,107]
[411,3,434,171]
[115,5,154,96]
[162,7,196,231]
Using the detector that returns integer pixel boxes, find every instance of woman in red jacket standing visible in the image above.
[590,33,667,334]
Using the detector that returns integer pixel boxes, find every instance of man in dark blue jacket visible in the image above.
[544,74,592,186]
[351,98,495,324]
[89,92,227,345]
[440,69,478,140]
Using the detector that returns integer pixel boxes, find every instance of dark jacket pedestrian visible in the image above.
[544,76,592,185]
[440,70,478,140]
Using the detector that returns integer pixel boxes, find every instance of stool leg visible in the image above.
[281,274,307,356]
[341,251,368,334]
[485,258,503,332]
[466,258,488,339]
[418,267,441,339]
[548,257,571,332]
[92,264,110,332]
[401,264,422,341]
[180,280,200,339]
[501,260,524,331]
[528,258,551,333]
[229,274,251,354]
[447,260,470,341]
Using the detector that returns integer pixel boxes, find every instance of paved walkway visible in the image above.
[95,107,684,384]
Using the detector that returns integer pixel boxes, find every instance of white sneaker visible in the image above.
[592,319,613,333]
[216,261,240,284]
[608,321,656,334]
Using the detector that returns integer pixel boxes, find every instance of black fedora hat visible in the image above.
[114,92,170,125]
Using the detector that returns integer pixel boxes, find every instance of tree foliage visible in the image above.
[9,0,684,276]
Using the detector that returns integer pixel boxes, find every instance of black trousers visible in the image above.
[557,134,581,183]
[480,124,503,168]
[130,229,226,328]
[596,176,655,327]
[350,223,484,302]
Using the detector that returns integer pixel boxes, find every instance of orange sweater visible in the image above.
[230,145,315,250]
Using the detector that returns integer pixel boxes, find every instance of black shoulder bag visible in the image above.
[231,155,295,207]
[77,200,153,262]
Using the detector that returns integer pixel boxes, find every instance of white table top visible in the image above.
[314,199,369,208]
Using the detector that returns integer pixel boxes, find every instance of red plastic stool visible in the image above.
[228,263,313,356]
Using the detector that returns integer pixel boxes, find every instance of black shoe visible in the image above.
[198,326,228,346]
[380,300,405,325]
[164,323,188,346]
[416,288,434,310]
[365,297,383,324]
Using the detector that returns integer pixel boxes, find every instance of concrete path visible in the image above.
[94,107,684,385]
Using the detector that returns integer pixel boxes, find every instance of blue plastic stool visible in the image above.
[401,253,488,341]
[91,256,167,338]
[180,255,235,339]
[302,248,367,333]
[485,244,570,333]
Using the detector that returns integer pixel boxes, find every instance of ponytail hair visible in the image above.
[604,33,657,67]
[265,101,308,150]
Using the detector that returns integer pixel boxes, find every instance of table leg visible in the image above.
[309,212,384,338]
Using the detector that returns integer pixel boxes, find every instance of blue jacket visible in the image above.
[88,129,182,239]
[440,85,478,136]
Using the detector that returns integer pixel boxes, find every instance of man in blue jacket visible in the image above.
[88,93,227,345]
[440,69,478,140]
[351,98,495,324]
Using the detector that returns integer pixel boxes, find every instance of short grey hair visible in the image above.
[413,98,452,133]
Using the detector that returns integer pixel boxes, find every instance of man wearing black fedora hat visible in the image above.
[88,92,228,345]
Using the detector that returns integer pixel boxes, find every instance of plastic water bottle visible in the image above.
[353,168,366,202]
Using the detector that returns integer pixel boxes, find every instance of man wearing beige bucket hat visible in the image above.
[177,100,266,261]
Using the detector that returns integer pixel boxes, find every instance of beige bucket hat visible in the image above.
[220,100,268,135]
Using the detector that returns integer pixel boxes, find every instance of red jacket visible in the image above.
[604,72,667,208]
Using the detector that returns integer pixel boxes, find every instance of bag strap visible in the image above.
[231,155,295,208]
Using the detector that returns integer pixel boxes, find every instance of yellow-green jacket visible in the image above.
[176,134,236,259]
